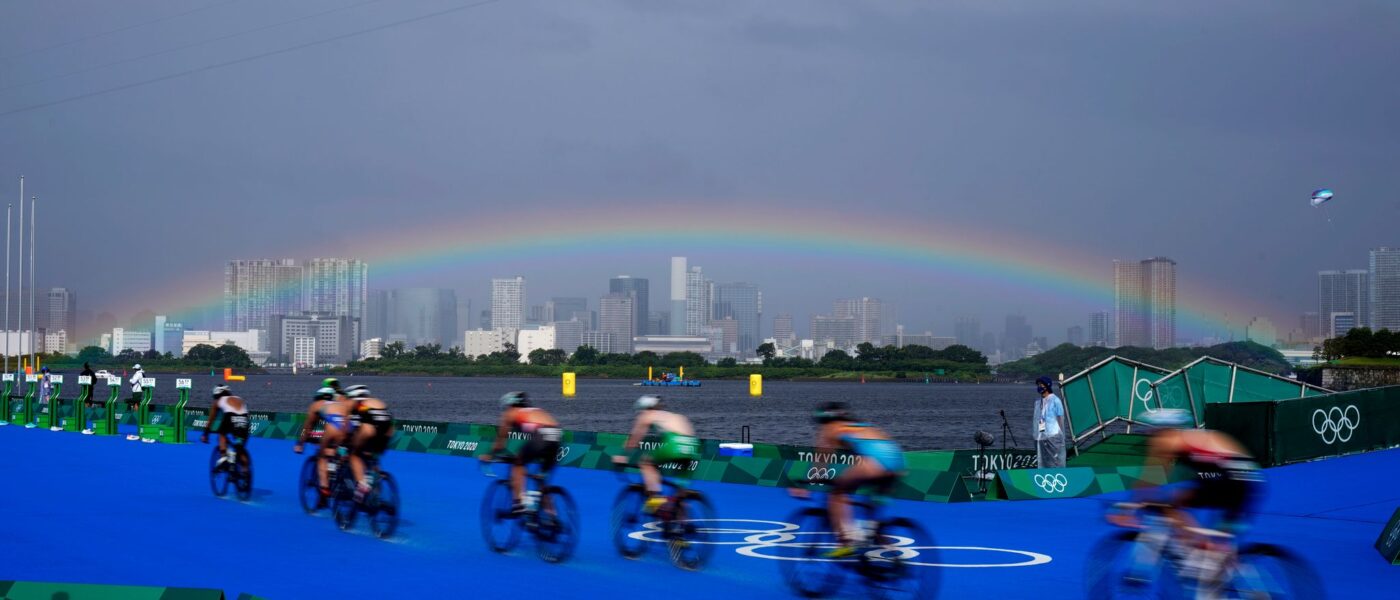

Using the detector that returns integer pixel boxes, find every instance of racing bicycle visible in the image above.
[330,452,400,539]
[1086,502,1324,599]
[207,436,253,501]
[777,479,938,599]
[479,454,580,564]
[610,460,716,571]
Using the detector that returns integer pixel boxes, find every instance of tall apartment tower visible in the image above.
[834,298,884,346]
[609,276,650,337]
[1371,248,1400,332]
[684,266,711,335]
[490,277,526,331]
[772,313,795,345]
[598,293,636,353]
[670,257,687,335]
[42,287,76,340]
[225,259,304,331]
[713,282,761,352]
[1319,269,1370,337]
[305,259,369,328]
[1088,311,1110,347]
[1114,258,1176,349]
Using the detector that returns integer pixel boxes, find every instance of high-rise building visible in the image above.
[1319,270,1370,336]
[1330,312,1357,337]
[811,315,858,349]
[491,277,526,331]
[1002,314,1032,360]
[271,314,359,365]
[479,309,492,332]
[1089,311,1110,347]
[834,298,884,345]
[954,317,981,350]
[609,276,650,337]
[551,319,585,354]
[713,282,761,352]
[40,287,76,347]
[648,312,669,338]
[581,331,619,354]
[1300,312,1322,342]
[304,259,368,336]
[527,305,547,325]
[1371,248,1400,332]
[383,288,459,347]
[154,316,184,357]
[684,266,710,335]
[1114,257,1176,349]
[225,259,303,331]
[546,297,589,327]
[670,257,688,335]
[773,313,795,345]
[110,328,152,354]
[598,293,636,353]
[365,289,389,340]
[1067,326,1085,347]
[711,317,740,354]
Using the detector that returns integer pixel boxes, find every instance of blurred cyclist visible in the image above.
[343,385,394,502]
[202,385,250,467]
[793,401,907,559]
[1121,409,1263,535]
[294,386,350,506]
[483,392,561,514]
[612,395,700,513]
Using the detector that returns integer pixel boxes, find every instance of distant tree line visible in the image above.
[1316,327,1400,361]
[997,341,1294,378]
[23,344,258,371]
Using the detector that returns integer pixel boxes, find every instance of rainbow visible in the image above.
[88,203,1280,344]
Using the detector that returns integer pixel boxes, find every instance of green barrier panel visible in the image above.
[139,378,191,443]
[0,580,227,599]
[19,373,37,426]
[1205,385,1400,466]
[69,376,92,432]
[1376,507,1400,565]
[1060,356,1172,442]
[1,373,17,424]
[996,467,1097,500]
[90,377,122,435]
[33,375,65,429]
[1150,357,1330,429]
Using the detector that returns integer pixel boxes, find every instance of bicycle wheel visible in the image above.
[864,517,938,600]
[233,447,254,501]
[1223,544,1324,599]
[775,507,845,599]
[668,491,716,571]
[369,472,400,539]
[209,446,230,497]
[480,480,522,553]
[611,485,649,559]
[1085,530,1167,599]
[536,486,580,564]
[298,456,322,514]
[332,468,357,532]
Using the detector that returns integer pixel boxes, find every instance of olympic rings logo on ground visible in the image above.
[625,519,1052,568]
[806,467,837,480]
[1311,405,1360,445]
[1033,473,1068,494]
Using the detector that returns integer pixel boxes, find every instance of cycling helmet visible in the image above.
[1138,408,1194,429]
[344,385,371,399]
[813,401,851,425]
[500,391,528,408]
[314,386,336,401]
[211,385,232,399]
[635,395,661,411]
[322,377,342,391]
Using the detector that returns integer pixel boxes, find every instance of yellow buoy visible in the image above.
[749,374,763,397]
[562,372,576,397]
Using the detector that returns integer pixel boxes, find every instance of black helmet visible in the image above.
[211,385,232,399]
[813,401,851,425]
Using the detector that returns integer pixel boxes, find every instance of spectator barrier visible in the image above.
[1205,385,1400,467]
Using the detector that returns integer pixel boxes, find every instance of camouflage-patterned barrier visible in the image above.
[175,406,1036,502]
[0,580,250,599]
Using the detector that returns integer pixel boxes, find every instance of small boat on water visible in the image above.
[637,366,701,387]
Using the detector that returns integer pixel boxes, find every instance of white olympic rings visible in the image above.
[1033,473,1068,494]
[625,519,1052,568]
[1311,405,1360,445]
[806,467,837,480]
[1135,378,1156,414]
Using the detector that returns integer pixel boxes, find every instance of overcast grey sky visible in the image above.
[1,0,1397,341]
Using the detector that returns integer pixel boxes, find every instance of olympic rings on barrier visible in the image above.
[1311,405,1360,445]
[1135,378,1157,414]
[806,467,837,480]
[624,519,1052,568]
[1033,473,1068,494]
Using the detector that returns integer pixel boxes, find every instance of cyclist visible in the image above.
[482,392,562,514]
[294,386,351,506]
[202,385,250,468]
[611,395,699,513]
[793,401,907,559]
[343,385,395,502]
[1119,409,1263,536]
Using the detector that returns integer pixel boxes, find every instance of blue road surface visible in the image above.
[2,426,1398,598]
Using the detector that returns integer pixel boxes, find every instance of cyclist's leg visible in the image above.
[830,460,886,547]
[538,437,561,515]
[349,425,372,488]
[317,427,344,491]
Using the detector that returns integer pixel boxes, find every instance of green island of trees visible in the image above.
[995,341,1294,379]
[333,341,993,381]
[16,344,258,373]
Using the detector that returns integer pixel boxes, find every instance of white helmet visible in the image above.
[635,395,661,411]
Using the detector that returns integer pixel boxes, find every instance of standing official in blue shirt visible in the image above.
[1033,376,1067,468]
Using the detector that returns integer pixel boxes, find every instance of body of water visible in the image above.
[95,372,1042,451]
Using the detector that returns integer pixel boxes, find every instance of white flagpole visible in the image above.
[15,180,23,376]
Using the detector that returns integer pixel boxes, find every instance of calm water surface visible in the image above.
[123,373,1041,451]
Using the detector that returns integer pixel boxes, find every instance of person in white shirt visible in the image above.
[1033,376,1067,468]
[125,364,145,441]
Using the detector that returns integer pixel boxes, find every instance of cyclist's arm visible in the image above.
[489,410,512,454]
[812,427,837,472]
[203,404,221,440]
[622,413,651,452]
[296,404,321,445]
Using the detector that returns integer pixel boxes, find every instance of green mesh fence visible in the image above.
[1149,357,1330,428]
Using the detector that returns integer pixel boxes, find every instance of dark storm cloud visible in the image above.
[0,0,1396,340]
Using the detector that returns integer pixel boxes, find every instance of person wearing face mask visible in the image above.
[1033,376,1067,468]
